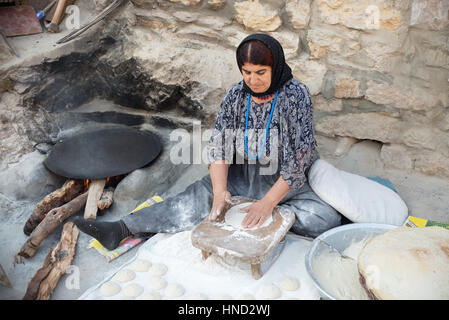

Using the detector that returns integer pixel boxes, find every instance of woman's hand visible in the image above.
[240,199,275,229]
[208,190,231,221]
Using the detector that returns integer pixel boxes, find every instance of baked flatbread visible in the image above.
[358,226,449,300]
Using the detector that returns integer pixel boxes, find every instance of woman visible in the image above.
[73,34,341,250]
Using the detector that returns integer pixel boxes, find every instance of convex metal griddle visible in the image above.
[43,127,162,180]
[191,196,295,280]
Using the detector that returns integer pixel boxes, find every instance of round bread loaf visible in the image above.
[358,226,449,300]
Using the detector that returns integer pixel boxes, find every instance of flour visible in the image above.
[225,203,273,229]
[150,230,251,276]
[79,231,321,300]
[312,237,371,300]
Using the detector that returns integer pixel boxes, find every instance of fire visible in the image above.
[84,177,111,190]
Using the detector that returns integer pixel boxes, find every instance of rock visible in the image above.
[269,31,300,59]
[207,0,226,9]
[169,0,202,5]
[334,136,358,156]
[365,80,433,111]
[315,112,401,143]
[312,95,343,112]
[172,11,200,23]
[306,27,359,59]
[291,58,327,95]
[0,151,66,201]
[414,150,449,177]
[196,16,232,31]
[334,77,362,98]
[401,127,439,151]
[234,0,282,32]
[176,25,222,40]
[380,144,413,170]
[317,0,403,31]
[285,0,312,29]
[321,70,335,99]
[222,25,252,48]
[410,0,449,31]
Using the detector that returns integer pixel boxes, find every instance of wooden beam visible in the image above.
[84,179,106,221]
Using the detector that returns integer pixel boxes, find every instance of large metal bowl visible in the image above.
[305,223,397,300]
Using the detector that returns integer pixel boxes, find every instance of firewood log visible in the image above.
[97,187,114,211]
[23,222,79,300]
[23,179,84,236]
[17,192,88,259]
[84,179,106,221]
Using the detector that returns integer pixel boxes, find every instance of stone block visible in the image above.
[317,0,403,31]
[380,144,413,170]
[234,0,282,32]
[285,0,312,29]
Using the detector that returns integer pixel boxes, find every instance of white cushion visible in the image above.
[308,159,408,225]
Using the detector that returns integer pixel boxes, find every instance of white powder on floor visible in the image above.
[149,231,252,277]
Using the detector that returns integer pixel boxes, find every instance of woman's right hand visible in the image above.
[208,190,231,221]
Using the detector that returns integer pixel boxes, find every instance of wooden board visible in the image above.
[0,5,42,36]
[191,197,295,266]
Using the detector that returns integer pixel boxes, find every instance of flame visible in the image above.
[84,177,111,190]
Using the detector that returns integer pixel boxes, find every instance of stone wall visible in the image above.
[125,0,449,178]
[0,0,448,179]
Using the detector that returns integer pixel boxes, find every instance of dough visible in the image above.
[129,259,151,272]
[164,283,185,298]
[148,263,168,276]
[147,276,167,291]
[188,293,208,300]
[139,292,162,300]
[358,226,449,300]
[122,283,144,299]
[237,293,255,300]
[100,281,121,297]
[279,277,300,291]
[259,284,281,299]
[225,203,273,229]
[113,269,136,283]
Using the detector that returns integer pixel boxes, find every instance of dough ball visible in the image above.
[148,263,168,276]
[259,284,281,299]
[147,276,167,291]
[279,277,300,291]
[164,283,185,298]
[139,292,162,300]
[100,281,121,297]
[237,293,255,300]
[129,259,151,272]
[187,293,208,300]
[225,203,273,229]
[122,283,144,298]
[113,269,136,283]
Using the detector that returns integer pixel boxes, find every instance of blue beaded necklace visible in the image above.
[244,89,279,160]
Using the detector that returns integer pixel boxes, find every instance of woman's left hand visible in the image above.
[240,199,275,229]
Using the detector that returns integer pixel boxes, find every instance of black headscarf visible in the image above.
[236,33,293,97]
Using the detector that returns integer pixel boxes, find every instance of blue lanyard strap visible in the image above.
[244,89,279,160]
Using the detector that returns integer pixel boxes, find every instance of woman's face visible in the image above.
[241,63,272,94]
